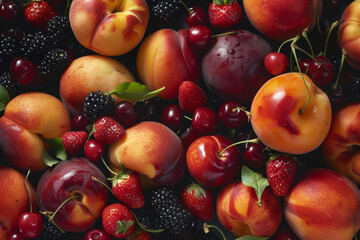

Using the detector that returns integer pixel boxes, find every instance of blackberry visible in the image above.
[46,16,73,48]
[0,72,21,98]
[39,48,71,80]
[19,31,49,63]
[83,90,115,121]
[151,0,184,24]
[0,33,17,69]
[151,186,193,236]
[33,217,64,240]
[348,75,360,102]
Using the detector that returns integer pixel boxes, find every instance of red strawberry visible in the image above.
[181,183,214,221]
[129,229,152,240]
[93,116,125,145]
[24,0,58,30]
[61,131,88,157]
[266,155,297,197]
[208,0,243,29]
[178,81,207,113]
[102,203,135,239]
[110,169,145,209]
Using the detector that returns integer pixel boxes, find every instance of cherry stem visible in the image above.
[316,0,321,34]
[65,0,72,17]
[301,27,314,57]
[290,37,309,115]
[324,20,342,57]
[48,195,80,222]
[101,155,118,176]
[232,107,251,122]
[332,49,347,90]
[218,138,259,157]
[91,176,114,195]
[211,31,238,38]
[293,45,318,62]
[179,0,191,13]
[115,0,124,12]
[277,36,297,53]
[203,223,226,240]
[184,115,192,121]
[24,168,32,213]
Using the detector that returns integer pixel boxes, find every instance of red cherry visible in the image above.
[84,139,106,162]
[17,212,43,238]
[264,52,289,75]
[71,113,92,131]
[308,56,335,87]
[161,104,183,131]
[299,58,312,73]
[9,57,38,85]
[242,142,268,172]
[83,228,112,240]
[185,6,209,27]
[113,100,137,128]
[192,106,219,135]
[217,101,248,129]
[7,231,26,240]
[187,25,212,52]
[0,1,20,21]
[180,126,203,150]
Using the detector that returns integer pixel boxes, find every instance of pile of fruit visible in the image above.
[1,0,360,239]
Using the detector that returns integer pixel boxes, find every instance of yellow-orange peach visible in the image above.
[69,0,149,56]
[59,55,135,115]
[322,103,360,184]
[216,181,282,238]
[0,165,36,239]
[251,72,332,155]
[0,92,71,171]
[284,168,360,240]
[108,121,185,186]
[136,28,202,100]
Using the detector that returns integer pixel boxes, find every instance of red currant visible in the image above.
[17,212,43,238]
[84,139,106,162]
[264,52,289,75]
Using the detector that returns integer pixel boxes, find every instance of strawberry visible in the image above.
[61,131,88,157]
[102,203,135,239]
[178,81,207,113]
[93,116,125,145]
[180,183,214,221]
[266,155,297,197]
[208,0,243,29]
[109,168,145,209]
[129,229,152,240]
[24,0,58,30]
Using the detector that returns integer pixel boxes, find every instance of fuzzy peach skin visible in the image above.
[0,92,71,171]
[250,72,332,155]
[136,28,202,99]
[59,55,135,115]
[217,181,282,238]
[284,168,360,240]
[108,121,185,186]
[243,0,322,42]
[339,0,360,70]
[322,103,360,184]
[0,165,37,239]
[69,0,149,56]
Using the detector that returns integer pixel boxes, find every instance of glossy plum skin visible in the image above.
[201,30,271,104]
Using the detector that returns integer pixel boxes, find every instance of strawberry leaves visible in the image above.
[241,165,269,207]
[106,82,165,102]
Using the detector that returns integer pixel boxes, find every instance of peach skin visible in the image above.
[216,181,282,237]
[136,28,202,100]
[0,92,71,171]
[0,165,37,240]
[284,168,360,240]
[250,72,332,155]
[322,103,360,184]
[108,121,185,186]
[59,55,135,115]
[69,0,149,56]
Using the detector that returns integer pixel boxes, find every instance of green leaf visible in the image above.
[43,137,67,161]
[106,82,165,102]
[0,85,10,111]
[241,165,269,207]
[42,149,60,167]
[235,236,269,240]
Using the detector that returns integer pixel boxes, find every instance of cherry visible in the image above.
[191,106,219,135]
[0,1,20,21]
[161,104,183,131]
[83,228,112,240]
[307,56,335,87]
[71,113,92,131]
[264,52,289,75]
[187,25,212,52]
[84,139,106,162]
[113,100,137,128]
[18,212,43,238]
[324,84,345,110]
[7,231,26,240]
[242,142,268,172]
[299,58,312,73]
[134,98,158,121]
[180,126,203,150]
[9,57,38,85]
[185,6,209,27]
[217,101,248,129]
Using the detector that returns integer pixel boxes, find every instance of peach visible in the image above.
[338,0,360,70]
[0,92,71,171]
[243,0,322,41]
[69,0,149,56]
[0,165,36,239]
[216,181,282,237]
[322,103,360,184]
[136,28,202,100]
[59,55,136,115]
[108,121,185,186]
[284,168,360,240]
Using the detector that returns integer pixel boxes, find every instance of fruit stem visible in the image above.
[290,37,309,115]
[115,0,124,11]
[218,138,259,157]
[65,0,72,18]
[332,49,347,90]
[316,0,322,34]
[324,20,342,57]
[211,31,238,38]
[184,115,192,121]
[179,0,191,13]
[302,27,314,57]
[101,155,118,176]
[293,45,318,63]
[48,195,80,222]
[277,36,298,53]
[132,210,165,233]
[232,107,251,122]
[203,223,226,240]
[91,176,114,195]
[24,168,33,213]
